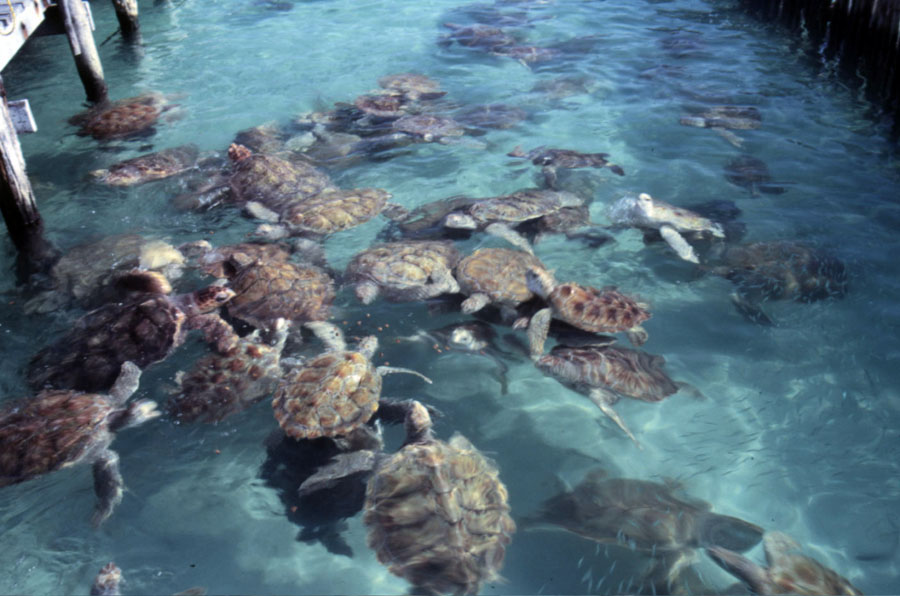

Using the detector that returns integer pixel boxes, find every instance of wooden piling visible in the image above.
[0,78,57,277]
[59,0,108,104]
[111,0,141,42]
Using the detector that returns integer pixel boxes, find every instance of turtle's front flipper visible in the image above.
[376,366,433,384]
[297,450,377,498]
[714,127,744,148]
[706,545,772,594]
[91,449,123,527]
[696,512,764,552]
[541,165,559,189]
[659,225,700,263]
[484,223,535,255]
[730,291,775,326]
[108,361,142,405]
[526,307,553,360]
[588,388,641,449]
[190,313,240,353]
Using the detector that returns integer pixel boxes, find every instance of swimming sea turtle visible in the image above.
[27,272,237,393]
[167,318,291,424]
[90,561,207,595]
[378,72,447,101]
[492,44,563,65]
[196,241,293,278]
[508,145,624,188]
[344,240,461,304]
[272,321,431,441]
[0,362,157,526]
[704,241,848,326]
[456,104,528,131]
[707,531,863,595]
[530,74,597,99]
[391,114,467,144]
[443,188,586,254]
[24,234,197,314]
[528,468,763,586]
[227,143,333,212]
[455,247,548,317]
[439,22,517,50]
[352,92,412,120]
[525,267,651,348]
[89,145,201,187]
[679,105,762,148]
[527,310,696,446]
[606,192,725,263]
[723,155,786,196]
[69,92,176,140]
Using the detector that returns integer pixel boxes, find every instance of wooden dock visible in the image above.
[0,1,53,71]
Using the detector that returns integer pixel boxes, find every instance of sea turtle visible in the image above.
[723,155,787,196]
[89,145,201,187]
[439,22,518,50]
[519,203,614,247]
[456,104,528,131]
[69,92,176,140]
[226,143,333,212]
[27,272,237,393]
[344,240,461,304]
[272,321,431,441]
[679,105,762,148]
[527,468,763,586]
[209,252,335,332]
[391,114,467,144]
[90,561,207,595]
[525,267,651,348]
[606,192,725,263]
[508,145,624,188]
[707,531,863,595]
[353,92,412,120]
[24,234,199,314]
[704,241,849,326]
[378,73,447,101]
[530,74,597,99]
[492,44,563,65]
[455,247,548,317]
[167,318,291,424]
[527,310,697,446]
[196,241,293,279]
[442,188,586,254]
[0,362,157,526]
[298,400,516,596]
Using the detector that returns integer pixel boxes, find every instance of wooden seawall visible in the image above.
[741,0,900,127]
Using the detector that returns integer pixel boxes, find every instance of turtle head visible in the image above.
[355,281,380,305]
[192,284,236,313]
[227,143,253,162]
[403,400,434,444]
[637,193,656,217]
[114,269,172,295]
[91,562,123,596]
[110,399,161,432]
[443,212,478,230]
[357,335,379,359]
[525,267,555,299]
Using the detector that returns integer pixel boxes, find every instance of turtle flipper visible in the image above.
[696,512,764,552]
[526,307,553,360]
[484,222,534,255]
[659,224,700,263]
[713,127,744,148]
[588,388,641,449]
[730,291,775,326]
[91,449,123,527]
[297,450,378,498]
[376,366,433,384]
[706,545,772,594]
[108,361,142,405]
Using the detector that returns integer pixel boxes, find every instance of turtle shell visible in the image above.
[91,144,200,187]
[393,114,465,140]
[378,73,445,101]
[198,242,292,279]
[456,248,545,308]
[28,295,186,393]
[228,147,332,212]
[345,241,460,302]
[272,350,382,439]
[71,93,167,140]
[537,344,677,403]
[281,188,390,235]
[468,189,582,225]
[548,283,650,335]
[456,104,527,130]
[442,23,516,49]
[0,391,114,485]
[226,260,334,329]
[364,433,515,596]
[354,93,409,119]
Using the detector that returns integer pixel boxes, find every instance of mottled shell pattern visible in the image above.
[548,282,651,337]
[536,344,678,403]
[378,73,445,101]
[393,114,465,141]
[227,143,332,212]
[280,187,391,236]
[198,242,292,279]
[71,93,168,140]
[468,189,583,225]
[90,144,200,186]
[456,248,546,310]
[345,240,461,303]
[272,346,382,440]
[365,433,516,596]
[0,391,116,485]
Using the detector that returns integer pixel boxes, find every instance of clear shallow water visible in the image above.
[1,0,899,594]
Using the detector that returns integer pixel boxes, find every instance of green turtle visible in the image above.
[508,145,624,188]
[707,531,863,595]
[723,155,787,196]
[391,114,467,144]
[456,104,528,131]
[606,192,725,263]
[344,240,460,304]
[0,362,156,526]
[439,22,517,50]
[89,145,201,186]
[455,247,548,317]
[377,72,446,101]
[69,92,177,140]
[679,106,762,148]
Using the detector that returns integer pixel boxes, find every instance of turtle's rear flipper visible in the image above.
[588,388,641,449]
[298,450,377,498]
[91,449,124,527]
[697,512,764,552]
[564,227,615,248]
[730,292,775,326]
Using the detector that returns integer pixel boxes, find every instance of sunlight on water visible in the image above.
[1,0,898,594]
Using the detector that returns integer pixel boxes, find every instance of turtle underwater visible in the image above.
[90,561,207,595]
[0,362,156,526]
[27,271,237,393]
[707,531,863,595]
[508,145,625,188]
[679,105,762,148]
[299,400,516,596]
[69,92,177,141]
[89,144,201,187]
[606,192,725,263]
[704,241,849,326]
[723,155,787,196]
[455,247,549,319]
[438,22,518,51]
[526,468,764,586]
[344,240,461,304]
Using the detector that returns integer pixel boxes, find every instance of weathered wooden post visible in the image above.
[0,78,58,277]
[111,0,141,42]
[59,0,108,104]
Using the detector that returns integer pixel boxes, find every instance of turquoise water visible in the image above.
[1,0,899,593]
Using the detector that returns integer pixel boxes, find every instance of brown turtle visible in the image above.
[704,241,849,326]
[707,531,863,595]
[377,73,446,101]
[27,273,237,393]
[527,311,697,446]
[723,155,786,196]
[508,145,625,188]
[69,93,176,140]
[24,234,198,314]
[344,240,460,304]
[679,105,762,147]
[392,114,467,143]
[272,321,431,440]
[455,247,548,316]
[456,104,528,131]
[168,318,291,424]
[525,267,650,348]
[90,561,207,595]
[492,44,563,65]
[196,241,293,279]
[0,362,157,526]
[89,144,201,187]
[353,92,412,120]
[528,468,763,586]
[439,22,517,50]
